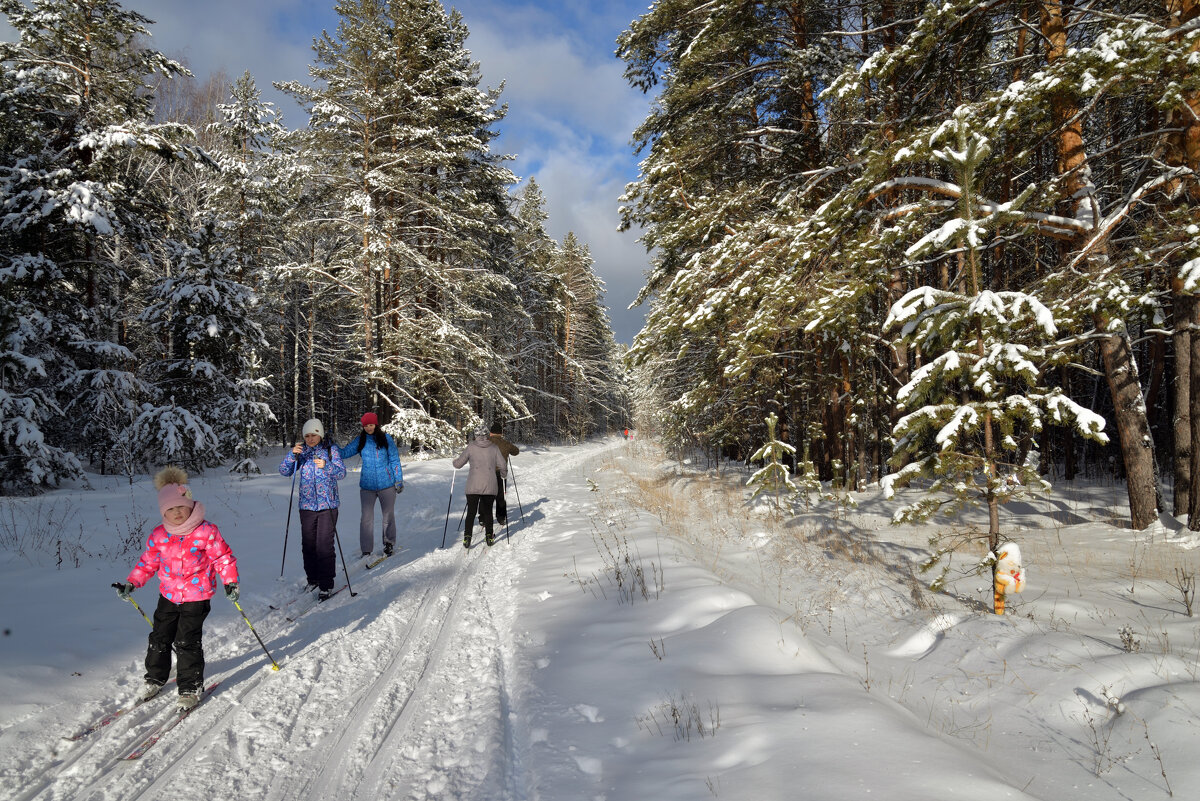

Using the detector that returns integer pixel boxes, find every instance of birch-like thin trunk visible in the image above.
[1173,284,1192,516]
[307,285,316,420]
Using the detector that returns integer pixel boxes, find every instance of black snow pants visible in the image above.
[464,493,495,542]
[146,595,211,694]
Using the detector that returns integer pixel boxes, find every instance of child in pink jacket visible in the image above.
[115,467,239,711]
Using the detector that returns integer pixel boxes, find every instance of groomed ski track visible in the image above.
[16,443,602,801]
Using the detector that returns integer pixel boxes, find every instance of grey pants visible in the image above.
[359,487,398,553]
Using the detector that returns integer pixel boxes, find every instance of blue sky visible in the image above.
[4,0,656,343]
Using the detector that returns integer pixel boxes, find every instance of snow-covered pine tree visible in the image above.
[618,0,854,464]
[880,112,1110,563]
[204,71,286,471]
[557,233,622,440]
[748,413,798,511]
[509,179,568,442]
[277,0,527,451]
[138,216,266,469]
[0,0,200,491]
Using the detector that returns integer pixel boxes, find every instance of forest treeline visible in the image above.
[619,0,1200,533]
[0,0,628,493]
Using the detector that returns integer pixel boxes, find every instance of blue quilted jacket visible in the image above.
[339,432,404,491]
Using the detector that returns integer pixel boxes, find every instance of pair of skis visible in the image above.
[283,584,348,621]
[64,680,219,760]
[123,680,220,759]
[270,549,394,617]
[63,678,179,741]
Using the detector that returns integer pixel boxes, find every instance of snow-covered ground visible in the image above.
[1,437,1198,800]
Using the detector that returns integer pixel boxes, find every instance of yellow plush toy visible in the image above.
[993,541,1025,615]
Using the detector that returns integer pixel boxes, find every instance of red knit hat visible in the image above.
[361,412,378,426]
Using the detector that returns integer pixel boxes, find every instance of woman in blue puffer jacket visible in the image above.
[338,412,404,558]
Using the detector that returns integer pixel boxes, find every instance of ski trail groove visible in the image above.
[349,563,504,800]
[257,552,479,800]
[281,583,442,799]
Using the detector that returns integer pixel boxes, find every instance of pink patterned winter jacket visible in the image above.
[127,521,239,604]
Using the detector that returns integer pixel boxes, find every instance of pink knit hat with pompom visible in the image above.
[154,466,196,515]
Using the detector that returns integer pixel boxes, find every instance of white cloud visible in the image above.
[462,23,646,151]
[126,0,319,124]
[453,5,653,343]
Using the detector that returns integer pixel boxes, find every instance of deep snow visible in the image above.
[1,437,1198,800]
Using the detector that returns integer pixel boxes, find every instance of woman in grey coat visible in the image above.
[452,426,508,547]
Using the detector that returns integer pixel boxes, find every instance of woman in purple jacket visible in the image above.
[279,418,346,600]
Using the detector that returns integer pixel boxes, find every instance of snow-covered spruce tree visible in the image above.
[277,0,527,451]
[0,0,200,491]
[203,72,286,471]
[880,113,1110,567]
[747,413,798,511]
[138,216,266,469]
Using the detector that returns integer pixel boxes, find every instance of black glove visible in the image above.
[224,583,239,602]
[395,483,404,493]
[113,582,134,600]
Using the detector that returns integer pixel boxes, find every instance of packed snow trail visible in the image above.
[38,533,517,800]
[2,447,588,801]
[10,439,1181,800]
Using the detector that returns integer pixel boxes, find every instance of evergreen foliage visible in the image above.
[747,413,798,508]
[619,0,1200,530]
[0,0,626,493]
[0,0,199,489]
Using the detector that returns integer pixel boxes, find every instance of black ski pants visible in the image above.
[464,493,494,542]
[146,595,210,694]
[493,473,508,524]
[299,507,339,590]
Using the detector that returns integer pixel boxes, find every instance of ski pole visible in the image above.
[509,463,524,520]
[281,460,299,578]
[504,487,512,546]
[112,584,153,627]
[499,473,512,546]
[232,600,281,671]
[332,520,358,597]
[440,468,457,548]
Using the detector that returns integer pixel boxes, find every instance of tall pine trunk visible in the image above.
[1097,312,1160,528]
[1043,0,1159,528]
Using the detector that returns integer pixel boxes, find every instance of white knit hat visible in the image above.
[302,418,325,438]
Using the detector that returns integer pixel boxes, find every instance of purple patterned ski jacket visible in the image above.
[279,443,346,510]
